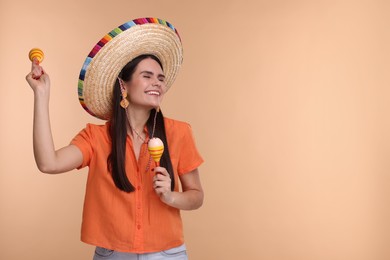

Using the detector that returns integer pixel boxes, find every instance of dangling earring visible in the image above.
[120,90,129,109]
[119,78,129,109]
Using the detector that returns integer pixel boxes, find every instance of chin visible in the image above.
[145,104,159,110]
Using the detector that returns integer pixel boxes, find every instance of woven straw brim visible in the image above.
[78,20,183,120]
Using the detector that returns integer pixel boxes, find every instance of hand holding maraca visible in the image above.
[26,48,50,92]
[148,137,174,203]
[28,48,44,80]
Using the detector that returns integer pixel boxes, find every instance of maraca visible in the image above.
[148,137,164,167]
[29,48,44,64]
[28,48,44,79]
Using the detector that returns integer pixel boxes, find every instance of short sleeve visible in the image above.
[70,124,94,169]
[177,123,204,175]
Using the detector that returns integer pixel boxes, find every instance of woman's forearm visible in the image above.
[163,189,204,210]
[159,169,204,210]
[32,91,57,173]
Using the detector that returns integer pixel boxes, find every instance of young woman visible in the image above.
[26,18,204,260]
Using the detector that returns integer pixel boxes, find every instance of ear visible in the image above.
[118,78,126,92]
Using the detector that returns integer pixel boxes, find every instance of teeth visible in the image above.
[146,91,160,96]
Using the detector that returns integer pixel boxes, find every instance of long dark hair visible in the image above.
[107,54,175,193]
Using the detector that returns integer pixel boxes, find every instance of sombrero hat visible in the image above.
[78,17,183,120]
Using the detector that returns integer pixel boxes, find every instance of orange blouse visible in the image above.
[71,118,203,253]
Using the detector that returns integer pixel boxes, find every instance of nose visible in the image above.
[152,78,162,88]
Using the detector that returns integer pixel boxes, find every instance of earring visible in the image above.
[119,78,129,109]
[120,90,129,109]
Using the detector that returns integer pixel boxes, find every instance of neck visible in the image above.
[125,106,151,135]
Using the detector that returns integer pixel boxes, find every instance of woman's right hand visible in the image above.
[25,60,50,94]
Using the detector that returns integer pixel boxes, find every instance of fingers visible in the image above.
[26,71,38,84]
[152,167,173,205]
[26,70,46,82]
[25,68,50,92]
[32,68,44,80]
[153,166,169,176]
[153,167,170,181]
[30,60,44,79]
[31,58,39,69]
[153,168,171,191]
[153,174,170,187]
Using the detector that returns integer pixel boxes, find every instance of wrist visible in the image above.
[162,191,175,206]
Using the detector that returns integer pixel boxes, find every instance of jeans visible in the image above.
[93,244,188,260]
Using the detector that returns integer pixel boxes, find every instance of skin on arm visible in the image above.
[153,168,204,210]
[26,62,83,174]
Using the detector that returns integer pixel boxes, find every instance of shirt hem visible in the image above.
[81,237,185,254]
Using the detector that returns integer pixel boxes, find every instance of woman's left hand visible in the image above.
[153,167,173,204]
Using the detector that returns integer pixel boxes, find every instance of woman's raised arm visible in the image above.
[26,61,83,174]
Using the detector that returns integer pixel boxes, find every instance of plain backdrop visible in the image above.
[1,0,389,259]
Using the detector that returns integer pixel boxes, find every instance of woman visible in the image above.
[26,18,204,259]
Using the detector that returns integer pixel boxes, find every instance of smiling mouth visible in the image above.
[145,91,160,96]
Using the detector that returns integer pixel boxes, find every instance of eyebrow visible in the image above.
[140,70,165,79]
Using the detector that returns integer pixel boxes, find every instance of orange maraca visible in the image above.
[148,137,164,167]
[29,48,44,64]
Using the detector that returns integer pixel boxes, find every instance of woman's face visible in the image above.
[125,58,166,110]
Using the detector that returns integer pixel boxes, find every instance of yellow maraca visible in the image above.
[28,48,44,79]
[29,48,44,64]
[148,137,164,167]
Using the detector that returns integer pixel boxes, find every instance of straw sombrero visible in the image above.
[78,17,183,120]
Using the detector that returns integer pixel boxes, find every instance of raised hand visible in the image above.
[25,59,50,94]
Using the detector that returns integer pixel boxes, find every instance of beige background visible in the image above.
[1,0,389,259]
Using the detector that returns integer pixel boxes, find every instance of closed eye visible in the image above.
[141,71,165,82]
